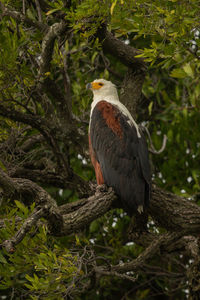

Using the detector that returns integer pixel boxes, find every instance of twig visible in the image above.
[61,46,71,107]
[95,232,182,280]
[35,0,42,22]
[1,207,46,253]
[112,234,169,273]
[142,125,167,154]
[95,268,138,283]
[22,0,25,15]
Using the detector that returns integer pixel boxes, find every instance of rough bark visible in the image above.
[98,25,146,70]
[150,186,200,234]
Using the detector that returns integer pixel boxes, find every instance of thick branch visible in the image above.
[60,187,116,235]
[2,173,200,259]
[1,179,115,251]
[3,164,200,240]
[58,185,200,237]
[0,168,16,197]
[0,102,51,133]
[38,21,72,123]
[39,21,68,75]
[150,186,200,234]
[98,25,146,70]
[97,26,146,120]
[120,68,146,119]
[0,169,63,229]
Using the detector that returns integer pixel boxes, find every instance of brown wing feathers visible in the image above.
[89,101,151,214]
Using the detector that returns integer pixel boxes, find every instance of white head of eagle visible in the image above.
[87,79,151,215]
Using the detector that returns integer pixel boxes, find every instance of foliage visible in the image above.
[0,0,200,299]
[0,205,77,298]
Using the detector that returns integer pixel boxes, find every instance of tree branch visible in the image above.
[60,187,116,235]
[1,207,46,253]
[150,186,200,234]
[0,168,16,197]
[111,233,178,274]
[0,102,72,177]
[35,0,42,22]
[38,20,72,123]
[0,1,47,32]
[98,25,146,70]
[2,170,200,262]
[39,21,68,75]
[95,268,138,283]
[120,68,146,119]
[0,168,63,231]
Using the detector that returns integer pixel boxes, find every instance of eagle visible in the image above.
[87,79,151,215]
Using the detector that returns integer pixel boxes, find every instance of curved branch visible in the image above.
[111,233,179,273]
[94,232,184,284]
[0,168,16,197]
[38,21,72,122]
[98,25,146,70]
[60,187,116,235]
[0,168,62,228]
[1,150,200,255]
[2,171,200,257]
[0,1,48,32]
[143,126,168,154]
[39,21,68,75]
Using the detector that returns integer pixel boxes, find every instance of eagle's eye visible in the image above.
[98,83,104,86]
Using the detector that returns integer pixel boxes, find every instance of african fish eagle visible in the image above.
[87,79,151,215]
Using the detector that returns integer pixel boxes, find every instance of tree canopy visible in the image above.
[0,0,200,299]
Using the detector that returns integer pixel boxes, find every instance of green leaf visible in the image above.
[15,200,29,216]
[0,161,6,171]
[0,251,7,264]
[148,101,153,115]
[183,63,194,78]
[182,108,188,118]
[75,235,81,246]
[110,0,118,15]
[25,274,34,282]
[46,9,60,16]
[170,68,187,78]
[91,51,98,64]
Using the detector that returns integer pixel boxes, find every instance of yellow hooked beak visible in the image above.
[86,82,104,90]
